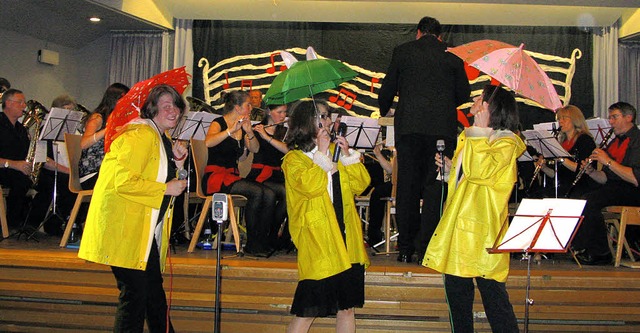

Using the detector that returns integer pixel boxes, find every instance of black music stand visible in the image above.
[522,129,571,198]
[170,111,219,241]
[26,108,83,240]
[488,198,586,333]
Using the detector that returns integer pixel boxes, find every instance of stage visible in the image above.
[1,234,639,332]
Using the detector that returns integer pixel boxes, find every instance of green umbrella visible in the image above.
[263,58,357,105]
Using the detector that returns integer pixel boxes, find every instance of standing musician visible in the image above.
[530,105,597,198]
[250,103,290,250]
[572,102,640,265]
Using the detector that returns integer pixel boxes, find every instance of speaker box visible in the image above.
[38,49,59,66]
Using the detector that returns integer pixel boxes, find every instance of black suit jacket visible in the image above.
[378,35,470,139]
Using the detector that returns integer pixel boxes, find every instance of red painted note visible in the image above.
[241,80,253,91]
[370,77,380,93]
[266,53,278,74]
[329,88,357,110]
[223,73,230,90]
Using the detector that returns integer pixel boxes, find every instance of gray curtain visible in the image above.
[619,41,640,117]
[593,23,619,119]
[173,19,194,97]
[108,32,164,87]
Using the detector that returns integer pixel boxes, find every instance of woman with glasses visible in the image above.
[530,105,597,198]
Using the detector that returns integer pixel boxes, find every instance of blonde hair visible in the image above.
[556,105,591,143]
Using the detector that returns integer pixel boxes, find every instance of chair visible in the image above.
[188,139,247,253]
[0,186,9,238]
[604,206,640,268]
[59,134,94,247]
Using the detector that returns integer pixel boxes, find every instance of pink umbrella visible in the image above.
[448,40,563,111]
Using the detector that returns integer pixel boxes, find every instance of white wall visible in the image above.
[0,28,110,110]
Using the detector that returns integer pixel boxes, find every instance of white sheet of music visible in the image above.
[497,198,586,252]
[522,129,570,159]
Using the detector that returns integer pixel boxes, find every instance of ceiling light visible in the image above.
[89,17,101,23]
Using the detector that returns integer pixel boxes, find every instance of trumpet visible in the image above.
[565,128,614,197]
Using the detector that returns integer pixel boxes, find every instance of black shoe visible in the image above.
[575,251,612,266]
[397,253,412,263]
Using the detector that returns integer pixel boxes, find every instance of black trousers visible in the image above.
[574,182,640,255]
[367,181,392,245]
[395,134,454,255]
[111,240,174,333]
[444,274,519,333]
[0,168,31,228]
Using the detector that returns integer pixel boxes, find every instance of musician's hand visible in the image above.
[316,127,331,154]
[12,160,31,176]
[166,178,187,196]
[589,148,609,165]
[535,156,546,167]
[240,116,253,133]
[373,143,383,158]
[254,124,268,139]
[580,159,595,175]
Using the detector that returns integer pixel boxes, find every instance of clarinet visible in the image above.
[564,128,614,197]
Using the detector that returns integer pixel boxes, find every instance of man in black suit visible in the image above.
[378,16,470,263]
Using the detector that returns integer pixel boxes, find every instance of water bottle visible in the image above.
[68,223,79,244]
[202,219,213,250]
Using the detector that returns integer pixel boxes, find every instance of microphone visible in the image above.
[436,139,446,181]
[332,122,347,163]
[177,168,188,180]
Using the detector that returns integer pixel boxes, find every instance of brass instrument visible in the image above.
[23,100,49,184]
[565,128,615,197]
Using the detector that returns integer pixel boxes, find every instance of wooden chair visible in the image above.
[59,133,94,247]
[188,139,247,253]
[0,186,9,238]
[604,206,640,267]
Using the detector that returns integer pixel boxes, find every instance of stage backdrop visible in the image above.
[192,20,592,130]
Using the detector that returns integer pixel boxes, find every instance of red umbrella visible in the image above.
[448,40,562,111]
[104,67,191,152]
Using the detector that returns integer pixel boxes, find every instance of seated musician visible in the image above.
[250,103,290,250]
[0,89,33,230]
[203,90,275,256]
[572,102,640,265]
[531,105,597,198]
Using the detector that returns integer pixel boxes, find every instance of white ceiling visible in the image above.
[2,0,639,49]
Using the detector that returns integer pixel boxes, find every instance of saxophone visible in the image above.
[23,100,49,184]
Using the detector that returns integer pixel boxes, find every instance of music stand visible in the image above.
[170,111,219,240]
[585,118,612,146]
[30,108,83,240]
[488,198,586,333]
[340,115,380,150]
[522,129,571,198]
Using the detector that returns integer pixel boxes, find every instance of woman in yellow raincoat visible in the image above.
[79,84,188,333]
[423,85,525,332]
[283,100,370,333]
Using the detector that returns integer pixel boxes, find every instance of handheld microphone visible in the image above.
[332,122,347,163]
[177,168,188,180]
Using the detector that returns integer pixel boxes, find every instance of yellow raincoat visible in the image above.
[283,148,370,281]
[79,120,172,271]
[423,127,525,282]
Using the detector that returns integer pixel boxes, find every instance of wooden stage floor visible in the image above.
[1,234,640,332]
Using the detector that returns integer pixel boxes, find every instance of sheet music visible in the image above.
[171,111,220,140]
[39,107,84,141]
[340,115,380,149]
[497,198,586,252]
[586,118,612,146]
[517,149,534,162]
[522,129,570,159]
[532,121,557,134]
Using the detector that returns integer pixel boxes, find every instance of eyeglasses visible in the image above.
[8,99,26,105]
[319,114,329,119]
[608,114,623,121]
[556,115,570,121]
